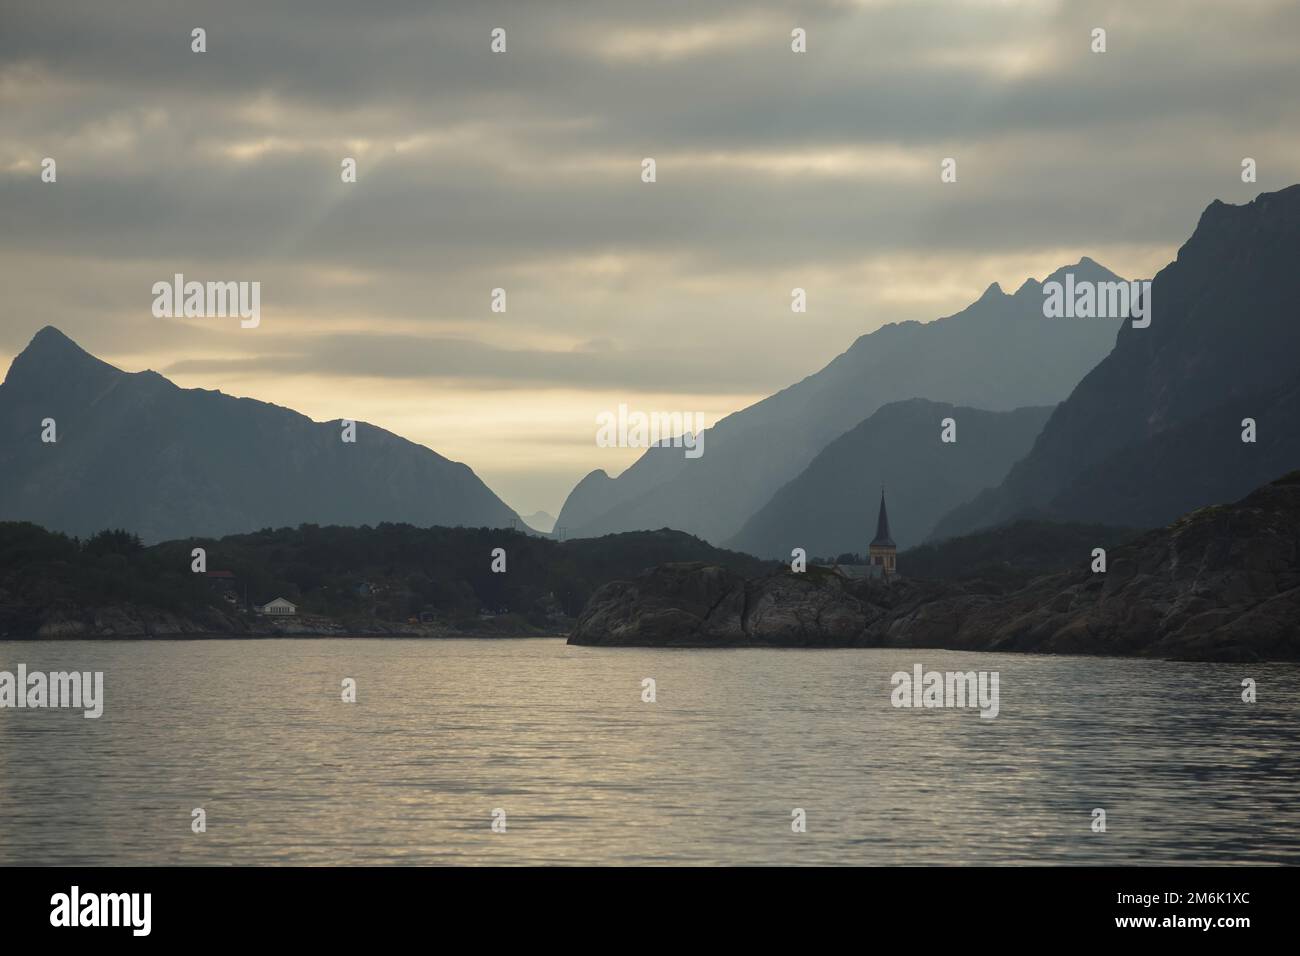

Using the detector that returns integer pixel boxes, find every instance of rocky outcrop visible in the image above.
[916,471,1300,661]
[569,562,879,647]
[569,563,747,646]
[35,605,220,638]
[569,472,1300,661]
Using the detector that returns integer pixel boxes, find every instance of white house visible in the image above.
[256,597,297,616]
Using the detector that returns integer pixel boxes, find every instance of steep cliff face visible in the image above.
[934,185,1300,540]
[570,472,1300,661]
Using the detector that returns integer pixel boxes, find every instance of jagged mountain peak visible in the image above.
[4,326,121,389]
[931,183,1300,542]
[557,257,1123,547]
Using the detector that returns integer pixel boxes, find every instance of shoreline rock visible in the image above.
[568,473,1300,662]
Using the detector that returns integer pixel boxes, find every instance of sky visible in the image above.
[2,0,1299,516]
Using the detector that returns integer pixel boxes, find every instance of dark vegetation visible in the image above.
[899,519,1139,584]
[0,522,775,636]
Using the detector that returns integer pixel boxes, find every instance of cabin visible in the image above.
[255,597,297,616]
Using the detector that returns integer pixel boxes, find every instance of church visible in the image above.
[867,488,897,578]
[828,487,898,580]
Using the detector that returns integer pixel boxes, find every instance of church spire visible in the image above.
[870,487,895,548]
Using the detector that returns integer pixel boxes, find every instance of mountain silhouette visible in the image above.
[521,510,556,533]
[932,185,1300,540]
[726,399,1053,558]
[557,258,1125,545]
[0,327,520,542]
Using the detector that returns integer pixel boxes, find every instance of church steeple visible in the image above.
[868,486,897,577]
[870,486,895,548]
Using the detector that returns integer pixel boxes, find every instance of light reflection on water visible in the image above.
[1,638,1296,865]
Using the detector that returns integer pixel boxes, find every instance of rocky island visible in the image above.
[568,472,1300,662]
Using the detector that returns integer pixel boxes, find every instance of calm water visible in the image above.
[1,638,1297,865]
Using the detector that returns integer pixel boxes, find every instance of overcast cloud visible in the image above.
[2,0,1298,512]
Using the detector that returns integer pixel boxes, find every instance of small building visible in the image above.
[255,597,297,616]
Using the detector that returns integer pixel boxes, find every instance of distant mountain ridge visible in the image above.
[0,327,521,542]
[521,511,556,533]
[932,184,1300,540]
[725,398,1054,558]
[557,258,1126,546]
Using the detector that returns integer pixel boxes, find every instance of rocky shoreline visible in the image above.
[568,472,1300,662]
[4,606,566,640]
